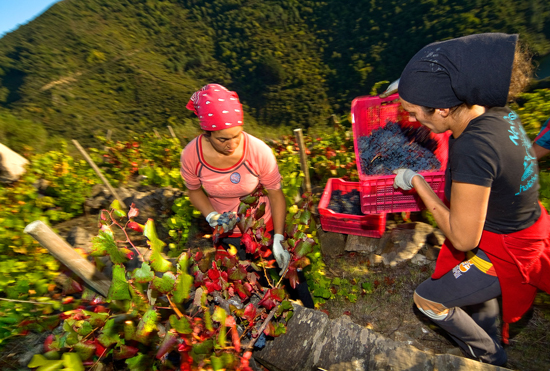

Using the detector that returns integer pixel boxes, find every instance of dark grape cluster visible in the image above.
[357,122,441,175]
[328,189,362,215]
[215,212,240,230]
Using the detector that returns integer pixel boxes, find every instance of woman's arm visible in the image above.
[267,187,287,235]
[187,187,217,217]
[411,176,490,251]
[534,143,550,160]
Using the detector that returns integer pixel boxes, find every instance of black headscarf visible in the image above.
[399,33,518,108]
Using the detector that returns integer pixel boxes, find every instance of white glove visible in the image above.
[393,169,424,191]
[206,211,222,228]
[272,234,290,276]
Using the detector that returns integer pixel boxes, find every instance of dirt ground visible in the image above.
[318,250,550,371]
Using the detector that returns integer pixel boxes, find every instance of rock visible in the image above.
[318,230,346,257]
[66,226,94,253]
[345,234,380,253]
[425,244,441,261]
[375,232,392,255]
[254,304,331,371]
[0,142,29,183]
[385,222,434,265]
[368,253,384,266]
[427,229,446,246]
[254,305,507,371]
[411,254,430,266]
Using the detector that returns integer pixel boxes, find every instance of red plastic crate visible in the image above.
[351,93,450,213]
[318,178,386,238]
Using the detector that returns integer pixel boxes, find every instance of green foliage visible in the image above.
[0,111,48,153]
[539,171,550,211]
[27,195,297,370]
[1,0,549,147]
[513,89,550,137]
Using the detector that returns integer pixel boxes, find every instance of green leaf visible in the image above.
[110,200,127,218]
[91,231,129,264]
[75,321,93,336]
[135,307,158,344]
[173,273,193,303]
[152,272,176,294]
[294,238,315,258]
[126,353,149,371]
[128,283,149,313]
[169,314,192,334]
[82,310,109,328]
[73,342,96,361]
[28,354,49,368]
[107,264,131,302]
[62,353,84,371]
[150,250,173,273]
[35,360,64,371]
[177,251,192,272]
[132,262,154,283]
[97,319,121,347]
[211,355,224,371]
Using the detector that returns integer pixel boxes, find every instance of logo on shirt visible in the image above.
[230,172,241,184]
[452,260,471,279]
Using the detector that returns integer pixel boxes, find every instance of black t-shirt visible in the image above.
[444,107,541,233]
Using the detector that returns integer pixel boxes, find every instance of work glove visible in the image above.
[272,234,290,276]
[393,169,424,191]
[206,211,239,231]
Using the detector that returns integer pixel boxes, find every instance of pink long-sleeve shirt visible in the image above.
[180,132,282,234]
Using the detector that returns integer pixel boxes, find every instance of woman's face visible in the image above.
[400,98,447,134]
[207,126,243,155]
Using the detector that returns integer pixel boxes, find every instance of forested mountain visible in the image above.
[0,0,549,146]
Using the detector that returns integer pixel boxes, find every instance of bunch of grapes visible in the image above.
[215,211,240,231]
[328,189,362,215]
[357,122,441,175]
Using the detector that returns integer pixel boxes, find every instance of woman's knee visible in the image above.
[414,290,451,321]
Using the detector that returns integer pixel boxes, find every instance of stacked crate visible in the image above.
[318,93,450,237]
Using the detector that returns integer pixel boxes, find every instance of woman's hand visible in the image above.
[393,169,424,190]
[272,234,290,276]
[206,211,239,231]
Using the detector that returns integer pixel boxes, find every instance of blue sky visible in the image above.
[0,0,61,37]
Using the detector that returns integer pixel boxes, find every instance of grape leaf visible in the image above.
[97,319,121,347]
[173,273,193,303]
[169,314,192,334]
[134,307,158,344]
[73,341,95,361]
[126,353,150,371]
[155,331,178,359]
[294,238,315,258]
[62,352,84,371]
[91,231,129,264]
[107,264,131,302]
[128,283,149,313]
[132,262,154,283]
[152,272,176,294]
[110,200,127,218]
[149,250,172,273]
[114,344,139,361]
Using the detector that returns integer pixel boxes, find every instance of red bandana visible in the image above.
[186,84,244,131]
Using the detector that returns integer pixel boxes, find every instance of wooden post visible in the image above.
[153,129,161,139]
[24,221,111,297]
[293,128,312,193]
[72,139,127,209]
[167,125,176,139]
[103,129,112,153]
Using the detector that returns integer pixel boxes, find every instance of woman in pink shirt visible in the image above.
[180,83,314,308]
